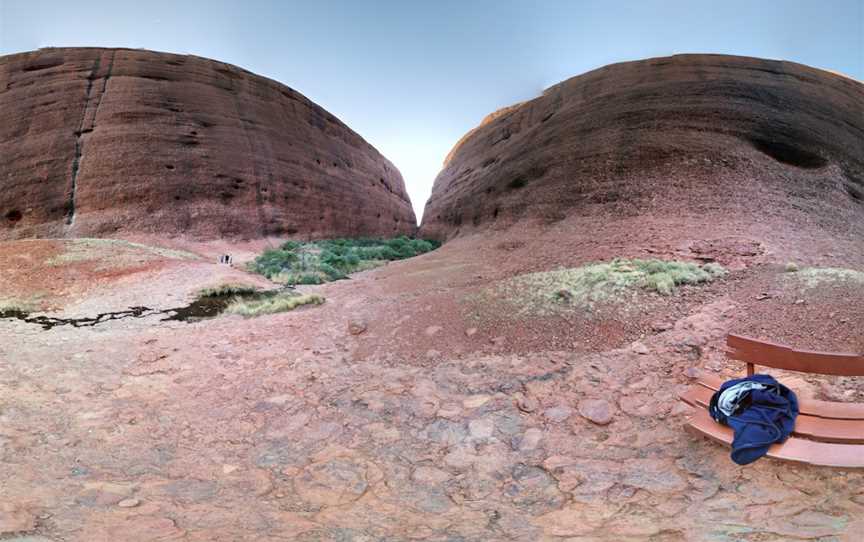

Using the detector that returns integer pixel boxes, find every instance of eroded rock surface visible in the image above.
[420,54,864,241]
[0,48,416,240]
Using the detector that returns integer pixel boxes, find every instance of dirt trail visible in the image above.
[2,231,864,541]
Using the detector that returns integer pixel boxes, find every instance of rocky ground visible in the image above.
[2,226,864,541]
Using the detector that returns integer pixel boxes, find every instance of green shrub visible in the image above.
[280,240,302,251]
[250,236,439,284]
[197,284,260,298]
[646,272,675,295]
[250,248,299,278]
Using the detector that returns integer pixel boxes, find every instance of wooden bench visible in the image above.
[679,333,864,468]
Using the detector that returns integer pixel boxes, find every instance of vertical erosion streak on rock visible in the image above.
[90,50,116,127]
[66,56,102,227]
[232,93,269,238]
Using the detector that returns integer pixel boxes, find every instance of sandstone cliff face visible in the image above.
[1,48,416,240]
[419,55,864,240]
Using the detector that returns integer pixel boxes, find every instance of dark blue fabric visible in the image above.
[708,374,799,465]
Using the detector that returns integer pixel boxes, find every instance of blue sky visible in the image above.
[2,0,862,219]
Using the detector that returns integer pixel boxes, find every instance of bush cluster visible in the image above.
[249,236,440,285]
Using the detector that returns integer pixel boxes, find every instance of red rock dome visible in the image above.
[419,54,863,241]
[0,48,416,240]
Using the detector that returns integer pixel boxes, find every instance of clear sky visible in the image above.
[2,0,862,220]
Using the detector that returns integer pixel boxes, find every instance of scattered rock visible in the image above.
[684,367,701,379]
[622,459,687,493]
[651,321,673,332]
[468,417,495,439]
[619,394,664,417]
[0,503,35,535]
[411,466,451,485]
[555,289,573,302]
[347,320,368,335]
[577,399,615,425]
[544,406,573,423]
[535,502,619,537]
[631,341,650,355]
[463,395,491,409]
[514,392,539,413]
[519,428,544,451]
[464,327,478,337]
[117,498,140,508]
[294,457,370,506]
[424,325,442,337]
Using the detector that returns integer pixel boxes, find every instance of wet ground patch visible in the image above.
[0,289,290,330]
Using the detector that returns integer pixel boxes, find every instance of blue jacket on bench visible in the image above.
[708,374,799,465]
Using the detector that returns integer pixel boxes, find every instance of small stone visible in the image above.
[0,503,36,534]
[555,289,573,302]
[465,327,478,337]
[670,402,692,416]
[577,399,615,425]
[651,321,672,332]
[347,320,367,335]
[794,299,805,305]
[222,464,239,474]
[515,392,539,413]
[544,406,573,423]
[117,498,140,508]
[437,402,462,418]
[631,342,649,355]
[463,395,491,409]
[424,325,442,337]
[468,417,495,438]
[684,367,701,379]
[519,427,544,451]
[490,336,506,347]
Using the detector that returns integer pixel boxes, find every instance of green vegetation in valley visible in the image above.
[249,236,440,285]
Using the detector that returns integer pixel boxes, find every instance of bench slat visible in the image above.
[696,373,864,420]
[727,334,864,376]
[680,385,864,444]
[685,409,864,468]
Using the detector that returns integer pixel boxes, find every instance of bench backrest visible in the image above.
[727,334,864,377]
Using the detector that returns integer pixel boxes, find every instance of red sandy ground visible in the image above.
[1,219,863,540]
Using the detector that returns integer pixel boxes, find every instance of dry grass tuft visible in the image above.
[477,258,726,317]
[225,292,324,317]
[789,267,864,288]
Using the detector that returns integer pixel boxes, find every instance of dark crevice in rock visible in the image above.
[66,56,103,226]
[65,51,115,228]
